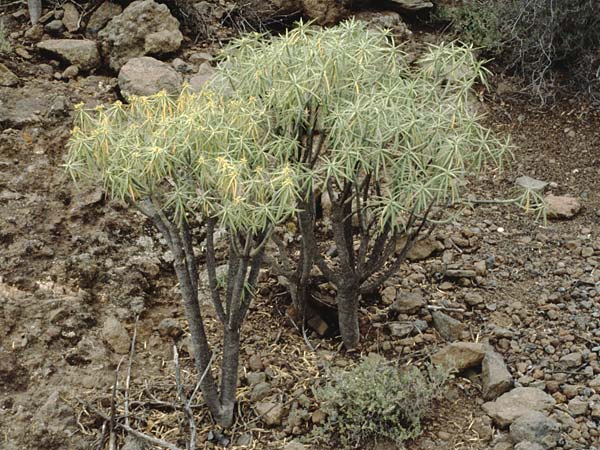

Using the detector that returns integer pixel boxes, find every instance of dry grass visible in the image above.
[73,290,328,449]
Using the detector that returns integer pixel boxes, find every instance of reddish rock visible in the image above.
[431,342,486,370]
[544,194,581,219]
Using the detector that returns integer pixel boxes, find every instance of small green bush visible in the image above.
[314,355,447,449]
[432,0,502,54]
[432,0,600,101]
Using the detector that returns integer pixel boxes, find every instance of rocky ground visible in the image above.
[1,1,599,450]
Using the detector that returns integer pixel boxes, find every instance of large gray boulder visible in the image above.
[482,351,513,400]
[118,57,182,97]
[509,411,559,449]
[482,387,556,428]
[37,39,100,70]
[99,0,183,71]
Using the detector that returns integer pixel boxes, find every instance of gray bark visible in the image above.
[27,0,42,24]
[337,285,360,349]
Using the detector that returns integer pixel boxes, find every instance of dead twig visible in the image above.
[427,305,466,313]
[302,324,316,353]
[125,315,139,428]
[78,399,185,450]
[109,357,125,450]
[174,346,215,450]
[574,332,599,347]
[96,421,109,450]
[187,353,215,410]
[0,0,25,8]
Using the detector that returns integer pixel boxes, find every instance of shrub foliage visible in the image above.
[214,20,509,348]
[433,0,600,100]
[314,355,447,448]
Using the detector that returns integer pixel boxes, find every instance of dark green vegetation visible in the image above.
[433,0,600,101]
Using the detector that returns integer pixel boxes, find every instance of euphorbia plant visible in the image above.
[212,21,510,349]
[65,90,299,427]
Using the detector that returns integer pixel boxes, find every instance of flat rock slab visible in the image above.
[482,387,556,428]
[431,341,486,371]
[0,85,52,128]
[509,410,559,449]
[118,56,182,97]
[37,39,100,70]
[544,194,581,219]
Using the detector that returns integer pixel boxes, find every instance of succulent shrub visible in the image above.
[314,355,447,448]
[65,90,299,428]
[212,20,510,349]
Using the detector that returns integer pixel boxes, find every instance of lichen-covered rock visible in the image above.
[118,57,182,97]
[98,0,183,71]
[509,411,559,449]
[482,351,513,400]
[86,1,122,35]
[354,10,412,38]
[62,3,80,33]
[37,39,100,70]
[102,316,130,354]
[0,63,19,87]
